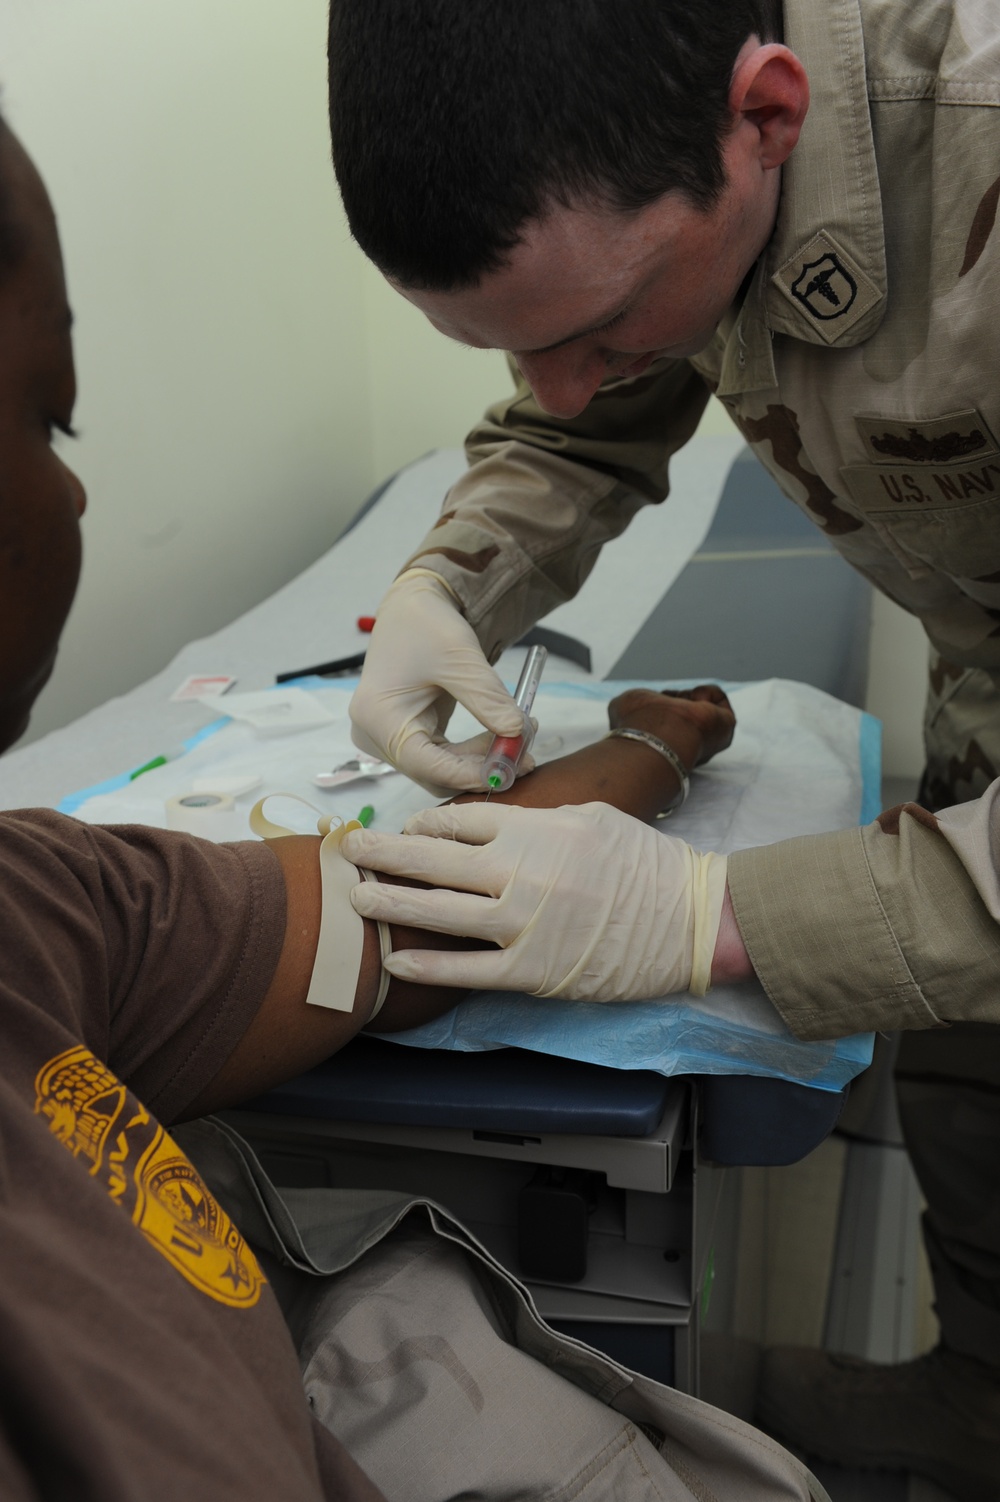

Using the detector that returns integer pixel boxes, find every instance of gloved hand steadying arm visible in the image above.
[342,801,728,1001]
[349,571,529,797]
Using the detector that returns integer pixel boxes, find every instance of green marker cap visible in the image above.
[129,754,168,782]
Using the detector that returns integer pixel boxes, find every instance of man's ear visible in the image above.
[729,43,810,171]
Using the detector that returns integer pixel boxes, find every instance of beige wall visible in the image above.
[4,0,375,744]
[2,2,926,777]
[360,261,512,480]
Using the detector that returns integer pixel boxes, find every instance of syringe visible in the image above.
[481,645,548,794]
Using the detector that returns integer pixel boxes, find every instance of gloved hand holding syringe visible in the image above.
[480,645,547,796]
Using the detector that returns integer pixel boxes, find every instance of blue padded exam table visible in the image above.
[249,1035,845,1168]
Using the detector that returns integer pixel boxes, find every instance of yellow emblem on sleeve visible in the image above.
[34,1045,264,1309]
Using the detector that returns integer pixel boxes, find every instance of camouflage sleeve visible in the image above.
[726,790,1000,1040]
[399,355,712,660]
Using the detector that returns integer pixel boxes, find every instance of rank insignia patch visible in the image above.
[855,410,999,466]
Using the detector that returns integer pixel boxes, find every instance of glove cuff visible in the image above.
[689,851,728,997]
[392,566,462,605]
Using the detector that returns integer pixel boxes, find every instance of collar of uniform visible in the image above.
[713,266,777,398]
[763,0,887,349]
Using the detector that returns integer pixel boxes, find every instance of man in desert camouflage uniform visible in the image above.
[328,2,1000,1494]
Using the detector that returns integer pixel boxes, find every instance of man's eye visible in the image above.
[591,309,630,337]
[46,417,78,443]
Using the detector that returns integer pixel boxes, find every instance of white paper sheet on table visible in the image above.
[67,677,877,1091]
[0,436,744,811]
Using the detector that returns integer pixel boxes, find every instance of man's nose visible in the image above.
[515,348,608,419]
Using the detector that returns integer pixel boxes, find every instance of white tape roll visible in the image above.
[165,791,237,841]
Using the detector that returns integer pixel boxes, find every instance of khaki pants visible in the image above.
[177,1117,826,1502]
[897,1024,1000,1369]
[902,657,1000,1369]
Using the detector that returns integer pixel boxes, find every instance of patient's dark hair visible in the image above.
[328,0,782,291]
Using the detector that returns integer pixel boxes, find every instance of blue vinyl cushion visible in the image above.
[250,1036,676,1136]
[249,1037,846,1164]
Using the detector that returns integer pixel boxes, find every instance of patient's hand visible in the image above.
[608,685,735,768]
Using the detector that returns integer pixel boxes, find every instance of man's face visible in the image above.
[0,129,85,751]
[398,109,782,420]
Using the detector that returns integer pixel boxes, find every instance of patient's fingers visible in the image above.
[352,880,501,938]
[674,683,731,708]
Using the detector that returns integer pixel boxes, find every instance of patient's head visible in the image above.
[0,120,86,752]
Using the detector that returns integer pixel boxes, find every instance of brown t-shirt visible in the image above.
[0,809,384,1502]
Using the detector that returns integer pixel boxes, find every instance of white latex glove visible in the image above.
[349,570,529,796]
[343,801,728,1001]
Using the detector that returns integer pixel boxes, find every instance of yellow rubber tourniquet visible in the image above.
[250,795,390,1018]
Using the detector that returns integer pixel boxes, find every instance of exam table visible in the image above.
[224,441,872,1396]
[1,438,873,1396]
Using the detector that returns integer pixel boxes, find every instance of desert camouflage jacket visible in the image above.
[397,0,1000,1036]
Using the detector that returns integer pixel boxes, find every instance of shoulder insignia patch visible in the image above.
[35,1045,265,1309]
[772,231,882,345]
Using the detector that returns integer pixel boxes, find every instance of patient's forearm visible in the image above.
[368,731,691,1032]
[450,731,690,822]
[183,707,711,1114]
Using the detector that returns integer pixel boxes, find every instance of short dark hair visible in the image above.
[328,0,782,291]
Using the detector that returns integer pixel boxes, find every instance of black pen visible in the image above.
[275,651,367,683]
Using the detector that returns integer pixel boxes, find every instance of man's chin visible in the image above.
[0,655,56,754]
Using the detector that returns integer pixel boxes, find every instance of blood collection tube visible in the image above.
[481,645,548,792]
